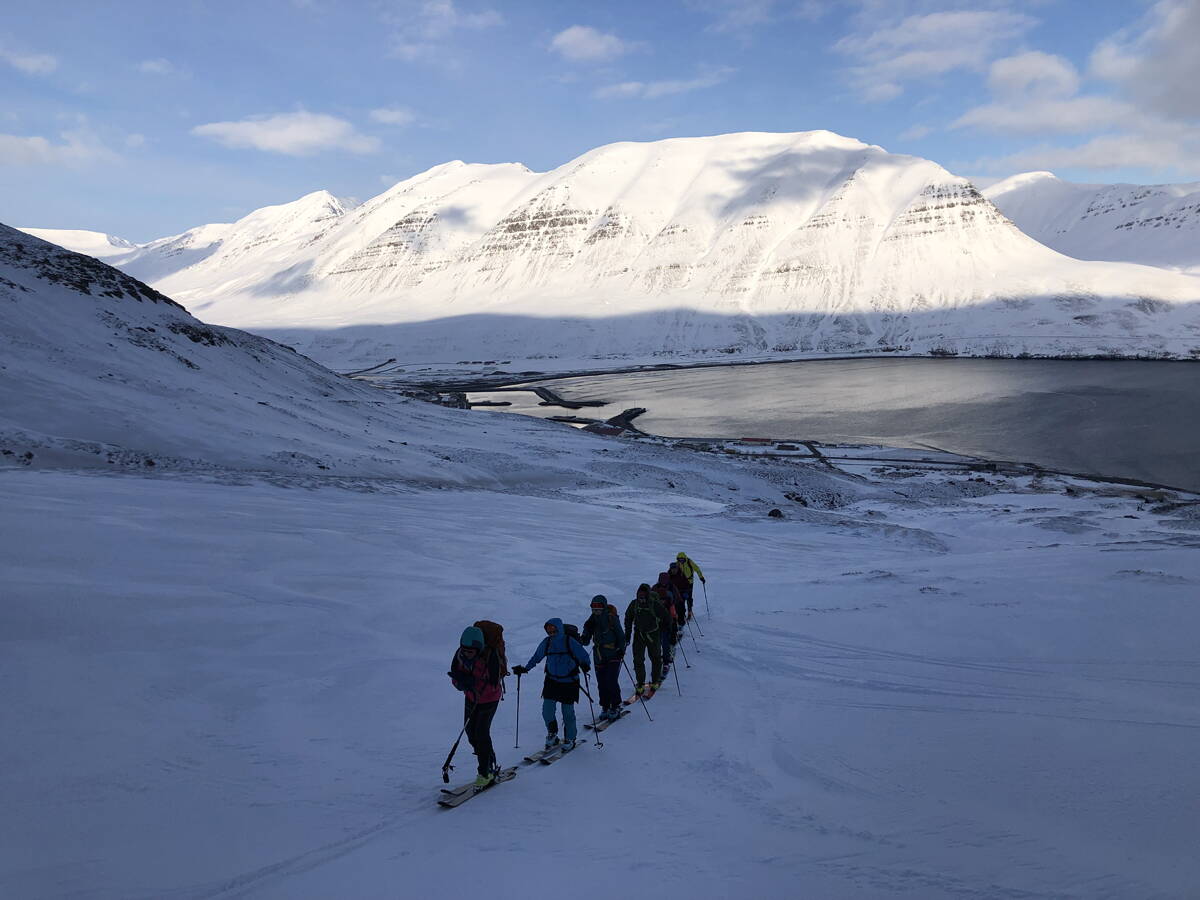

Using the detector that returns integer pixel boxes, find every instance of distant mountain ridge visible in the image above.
[20,131,1200,368]
[985,172,1200,274]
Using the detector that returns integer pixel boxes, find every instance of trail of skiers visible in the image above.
[447,551,705,788]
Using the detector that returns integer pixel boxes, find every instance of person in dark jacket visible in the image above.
[667,562,692,620]
[624,584,670,694]
[448,625,505,787]
[579,595,626,719]
[653,571,685,671]
[513,617,591,750]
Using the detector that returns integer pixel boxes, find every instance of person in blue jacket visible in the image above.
[512,617,592,750]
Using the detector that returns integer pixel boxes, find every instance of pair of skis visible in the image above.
[522,738,586,766]
[437,737,590,809]
[437,766,519,808]
[623,686,657,705]
[583,709,631,733]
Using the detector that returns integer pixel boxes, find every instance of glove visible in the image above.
[581,663,591,674]
[512,665,527,676]
[700,576,706,583]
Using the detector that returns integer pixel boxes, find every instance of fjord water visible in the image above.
[540,359,1200,492]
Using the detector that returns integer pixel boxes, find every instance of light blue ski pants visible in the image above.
[542,698,577,741]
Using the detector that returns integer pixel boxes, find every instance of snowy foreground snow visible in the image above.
[3,226,1200,898]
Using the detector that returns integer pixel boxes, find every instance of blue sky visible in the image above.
[2,0,1198,241]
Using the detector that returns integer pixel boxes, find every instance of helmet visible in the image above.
[460,626,485,649]
[676,552,687,560]
[590,594,608,609]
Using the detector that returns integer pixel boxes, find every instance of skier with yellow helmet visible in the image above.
[673,551,705,620]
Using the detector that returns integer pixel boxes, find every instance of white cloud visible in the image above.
[125,133,146,148]
[686,0,827,35]
[975,133,1199,174]
[385,0,503,63]
[954,96,1131,136]
[955,50,1136,137]
[899,123,932,140]
[138,58,174,76]
[835,9,1035,101]
[550,26,634,63]
[988,51,1078,100]
[370,107,417,126]
[192,111,381,155]
[1090,0,1200,120]
[0,129,116,166]
[0,45,58,76]
[595,66,735,100]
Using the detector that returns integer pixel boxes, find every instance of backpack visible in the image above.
[592,609,624,661]
[548,624,582,679]
[634,596,660,635]
[473,620,509,677]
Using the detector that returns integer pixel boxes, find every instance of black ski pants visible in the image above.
[464,699,498,776]
[595,658,622,710]
[632,631,662,687]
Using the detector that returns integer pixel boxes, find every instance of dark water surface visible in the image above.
[540,359,1200,492]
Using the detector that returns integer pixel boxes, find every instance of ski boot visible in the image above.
[544,724,560,750]
[473,770,496,789]
[561,738,577,752]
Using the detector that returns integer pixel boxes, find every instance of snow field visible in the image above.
[2,467,1198,899]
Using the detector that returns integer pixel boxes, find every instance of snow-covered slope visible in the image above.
[18,227,137,261]
[0,223,603,484]
[986,172,1200,273]
[80,131,1200,369]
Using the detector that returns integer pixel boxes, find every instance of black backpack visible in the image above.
[592,610,624,661]
[634,596,660,635]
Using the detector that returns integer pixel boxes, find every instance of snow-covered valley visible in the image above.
[21,131,1200,371]
[3,222,1200,899]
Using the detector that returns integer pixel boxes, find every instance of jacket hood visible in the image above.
[545,617,564,631]
[636,583,651,597]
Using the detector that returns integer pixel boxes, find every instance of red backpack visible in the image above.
[473,620,509,677]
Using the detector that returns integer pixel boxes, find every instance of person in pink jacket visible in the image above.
[448,626,505,786]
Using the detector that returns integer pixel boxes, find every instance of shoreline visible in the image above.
[349,350,1200,394]
[384,376,1200,499]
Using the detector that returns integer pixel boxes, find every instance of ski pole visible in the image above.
[686,615,702,649]
[676,632,691,669]
[513,673,521,749]
[672,653,682,696]
[443,701,477,783]
[702,581,710,618]
[621,658,653,721]
[690,609,705,638]
[583,670,603,749]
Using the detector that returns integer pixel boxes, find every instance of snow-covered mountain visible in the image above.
[18,227,138,261]
[985,172,1200,274]
[24,132,1200,368]
[0,222,582,483]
